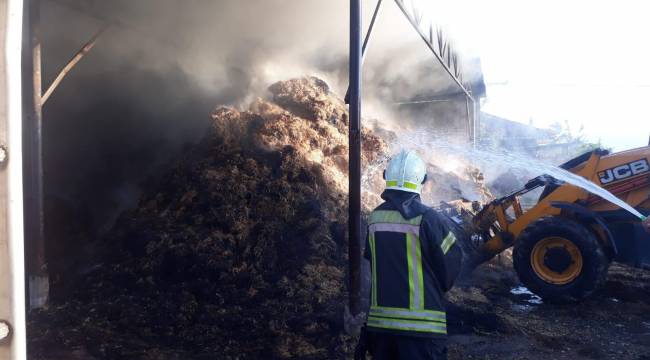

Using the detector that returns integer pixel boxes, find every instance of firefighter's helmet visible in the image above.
[384,150,427,194]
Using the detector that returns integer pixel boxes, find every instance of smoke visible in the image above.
[39,0,481,254]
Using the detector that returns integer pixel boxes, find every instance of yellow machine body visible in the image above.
[474,146,650,261]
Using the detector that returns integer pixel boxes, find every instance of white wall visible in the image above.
[0,0,26,359]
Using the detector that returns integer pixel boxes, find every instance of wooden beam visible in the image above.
[41,24,108,105]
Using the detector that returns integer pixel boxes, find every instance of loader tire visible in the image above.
[513,216,609,303]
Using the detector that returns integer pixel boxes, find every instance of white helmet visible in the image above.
[384,150,427,194]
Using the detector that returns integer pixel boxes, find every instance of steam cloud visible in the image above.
[40,0,480,270]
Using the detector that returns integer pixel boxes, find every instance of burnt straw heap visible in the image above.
[30,77,386,359]
[30,76,497,359]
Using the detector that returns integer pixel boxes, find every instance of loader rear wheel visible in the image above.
[513,216,609,303]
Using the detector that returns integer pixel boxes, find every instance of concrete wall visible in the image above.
[0,0,26,359]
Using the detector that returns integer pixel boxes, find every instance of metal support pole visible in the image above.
[473,98,480,147]
[22,0,47,309]
[361,0,382,65]
[345,0,382,104]
[465,97,472,142]
[348,0,362,316]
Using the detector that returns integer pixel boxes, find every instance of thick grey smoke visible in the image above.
[44,0,477,105]
[39,0,479,280]
[44,0,351,98]
[42,0,348,236]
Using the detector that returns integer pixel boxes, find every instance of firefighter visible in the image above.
[363,149,462,360]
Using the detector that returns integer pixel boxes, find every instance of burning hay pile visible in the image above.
[30,77,386,360]
[29,76,491,360]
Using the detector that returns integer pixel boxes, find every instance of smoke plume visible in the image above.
[39,0,479,262]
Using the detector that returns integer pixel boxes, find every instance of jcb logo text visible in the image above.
[598,159,650,185]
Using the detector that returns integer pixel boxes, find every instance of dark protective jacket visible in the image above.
[363,190,462,338]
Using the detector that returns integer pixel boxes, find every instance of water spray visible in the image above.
[367,128,647,220]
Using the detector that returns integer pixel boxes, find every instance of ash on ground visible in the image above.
[447,260,650,360]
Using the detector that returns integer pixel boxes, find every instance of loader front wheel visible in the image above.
[513,216,609,303]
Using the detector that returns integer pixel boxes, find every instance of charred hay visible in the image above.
[29,76,493,360]
[29,77,386,360]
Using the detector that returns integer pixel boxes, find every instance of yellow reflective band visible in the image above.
[368,315,445,325]
[367,317,447,334]
[369,233,377,307]
[369,223,419,236]
[415,236,424,309]
[441,232,456,255]
[370,307,446,322]
[371,305,446,317]
[406,232,425,310]
[369,210,422,225]
[386,180,419,190]
[406,233,415,310]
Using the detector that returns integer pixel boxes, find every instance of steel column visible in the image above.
[345,0,383,104]
[348,0,362,316]
[22,0,46,309]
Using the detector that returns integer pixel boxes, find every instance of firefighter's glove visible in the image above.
[343,305,366,337]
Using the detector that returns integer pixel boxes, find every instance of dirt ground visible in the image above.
[447,258,650,360]
[31,261,650,360]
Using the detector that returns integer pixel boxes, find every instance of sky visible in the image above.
[370,0,650,151]
[432,0,650,151]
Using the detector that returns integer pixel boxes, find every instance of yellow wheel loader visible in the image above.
[461,146,650,302]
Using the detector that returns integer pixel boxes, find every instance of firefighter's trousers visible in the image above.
[368,332,447,360]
